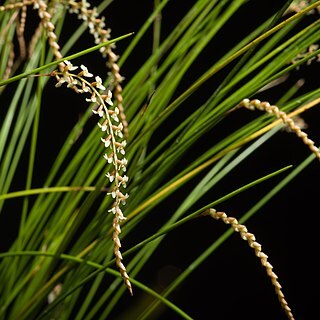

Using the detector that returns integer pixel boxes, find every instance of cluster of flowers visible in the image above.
[204,209,294,320]
[63,0,112,58]
[62,0,128,136]
[33,0,66,69]
[240,98,320,161]
[51,60,133,295]
[54,60,129,222]
[285,0,320,15]
[53,60,132,294]
[0,0,33,11]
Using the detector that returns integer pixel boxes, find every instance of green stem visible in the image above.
[0,186,100,201]
[20,35,46,247]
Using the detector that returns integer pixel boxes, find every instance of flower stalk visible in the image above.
[239,98,320,161]
[52,60,132,295]
[203,208,294,320]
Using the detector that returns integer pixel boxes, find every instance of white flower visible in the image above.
[107,190,117,199]
[104,153,114,164]
[63,60,78,72]
[112,115,119,123]
[116,207,127,221]
[119,193,129,205]
[66,78,78,88]
[115,141,126,154]
[92,105,105,117]
[95,76,106,90]
[97,122,108,132]
[112,123,123,137]
[101,136,111,148]
[105,90,113,105]
[108,206,117,215]
[55,77,66,87]
[121,175,129,183]
[106,172,115,182]
[80,65,93,77]
[117,175,128,187]
[86,92,97,103]
[116,158,128,171]
[81,81,91,93]
[81,0,91,9]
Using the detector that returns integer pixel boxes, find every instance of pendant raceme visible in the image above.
[52,60,132,295]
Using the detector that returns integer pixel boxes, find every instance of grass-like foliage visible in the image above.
[1,0,320,319]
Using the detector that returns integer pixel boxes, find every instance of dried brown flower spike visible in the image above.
[203,208,294,320]
[63,0,129,137]
[239,98,320,161]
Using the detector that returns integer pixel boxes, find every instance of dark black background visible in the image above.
[2,1,319,319]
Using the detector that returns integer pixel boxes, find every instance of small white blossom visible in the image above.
[106,172,115,182]
[92,105,105,117]
[81,0,91,9]
[111,114,119,123]
[115,140,126,155]
[119,193,129,205]
[94,76,106,91]
[80,65,93,77]
[97,122,108,132]
[117,175,128,187]
[55,77,66,87]
[86,92,97,103]
[81,81,91,93]
[67,78,78,88]
[115,190,128,200]
[104,153,114,164]
[108,206,117,215]
[107,190,117,199]
[101,136,111,148]
[105,90,113,106]
[63,60,78,72]
[116,207,126,221]
[117,158,128,171]
[112,123,124,137]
